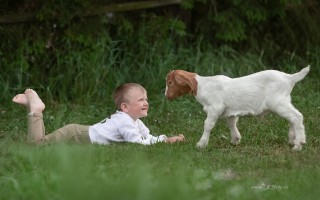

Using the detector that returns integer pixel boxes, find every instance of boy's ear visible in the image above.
[120,103,128,112]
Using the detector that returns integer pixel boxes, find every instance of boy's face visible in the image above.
[121,88,149,121]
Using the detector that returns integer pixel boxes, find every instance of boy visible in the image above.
[12,83,185,145]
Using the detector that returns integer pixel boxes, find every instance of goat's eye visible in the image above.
[168,81,172,85]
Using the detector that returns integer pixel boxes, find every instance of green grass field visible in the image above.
[1,73,319,200]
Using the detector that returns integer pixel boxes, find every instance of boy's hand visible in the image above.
[165,134,186,143]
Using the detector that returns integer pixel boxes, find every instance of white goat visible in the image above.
[165,66,310,151]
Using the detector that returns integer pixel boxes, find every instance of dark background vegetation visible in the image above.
[1,0,319,103]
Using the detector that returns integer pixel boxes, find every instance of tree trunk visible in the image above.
[0,0,181,24]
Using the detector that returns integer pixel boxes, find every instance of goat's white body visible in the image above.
[196,71,293,117]
[193,67,310,150]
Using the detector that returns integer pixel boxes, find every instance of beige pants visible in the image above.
[27,113,90,144]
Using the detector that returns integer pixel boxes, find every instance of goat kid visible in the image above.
[165,66,310,151]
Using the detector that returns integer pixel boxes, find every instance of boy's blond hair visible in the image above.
[113,83,146,111]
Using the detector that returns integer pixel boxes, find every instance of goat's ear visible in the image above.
[174,71,197,95]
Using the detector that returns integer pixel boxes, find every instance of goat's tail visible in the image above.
[291,65,310,83]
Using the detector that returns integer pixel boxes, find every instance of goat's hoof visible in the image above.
[231,137,241,145]
[292,145,303,151]
[300,141,306,145]
[196,142,207,149]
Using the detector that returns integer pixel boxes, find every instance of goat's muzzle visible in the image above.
[166,95,172,100]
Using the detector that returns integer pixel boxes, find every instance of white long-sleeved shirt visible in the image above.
[88,111,167,145]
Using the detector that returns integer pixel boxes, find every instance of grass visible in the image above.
[1,73,319,200]
[1,35,320,199]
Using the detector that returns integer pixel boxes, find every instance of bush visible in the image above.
[0,0,319,103]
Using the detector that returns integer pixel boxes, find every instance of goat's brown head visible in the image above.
[165,70,198,100]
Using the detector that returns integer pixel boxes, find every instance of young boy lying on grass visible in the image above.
[12,83,185,145]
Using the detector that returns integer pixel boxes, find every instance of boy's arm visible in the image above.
[122,131,168,145]
[119,121,166,145]
[139,134,186,144]
[119,118,185,145]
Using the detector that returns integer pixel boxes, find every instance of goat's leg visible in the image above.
[226,116,241,145]
[273,102,306,151]
[196,113,219,148]
[288,123,295,145]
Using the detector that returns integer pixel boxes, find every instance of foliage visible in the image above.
[0,0,320,103]
[181,0,320,51]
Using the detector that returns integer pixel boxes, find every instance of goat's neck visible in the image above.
[194,76,221,106]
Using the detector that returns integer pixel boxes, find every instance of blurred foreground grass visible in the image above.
[0,76,319,200]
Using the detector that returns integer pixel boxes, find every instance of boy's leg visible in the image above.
[40,124,90,144]
[27,113,45,143]
[13,89,90,144]
[13,89,46,143]
[25,89,46,143]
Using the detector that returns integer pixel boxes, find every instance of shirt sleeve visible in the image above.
[137,120,168,144]
[147,134,168,145]
[117,117,167,145]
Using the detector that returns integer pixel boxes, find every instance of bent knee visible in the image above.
[64,124,78,129]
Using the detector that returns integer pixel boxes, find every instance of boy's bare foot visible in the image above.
[12,94,29,107]
[25,89,45,113]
